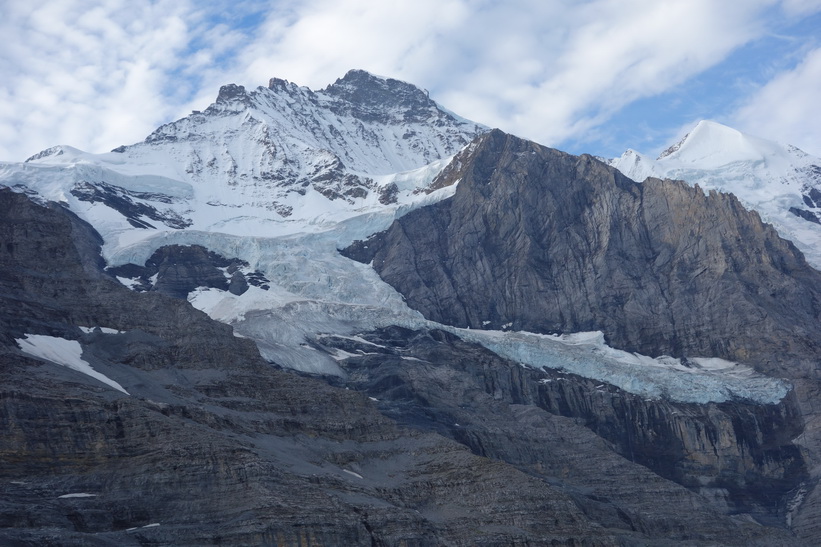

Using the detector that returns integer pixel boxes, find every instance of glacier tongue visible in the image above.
[169,200,789,405]
[451,329,789,405]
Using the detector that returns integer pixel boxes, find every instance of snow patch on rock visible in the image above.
[16,334,129,394]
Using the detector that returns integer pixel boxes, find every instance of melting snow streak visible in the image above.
[16,334,129,394]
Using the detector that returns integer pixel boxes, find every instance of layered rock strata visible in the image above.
[322,327,806,526]
[0,181,804,544]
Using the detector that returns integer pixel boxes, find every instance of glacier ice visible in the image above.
[1,109,796,406]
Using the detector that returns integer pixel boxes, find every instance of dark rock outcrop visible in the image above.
[107,244,269,298]
[70,180,191,229]
[322,327,807,526]
[325,69,445,126]
[3,174,808,544]
[790,206,821,224]
[1,187,626,545]
[344,129,821,379]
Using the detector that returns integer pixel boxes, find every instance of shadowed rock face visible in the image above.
[107,244,270,298]
[0,185,805,544]
[344,129,821,379]
[323,69,446,125]
[0,187,620,545]
[322,327,807,526]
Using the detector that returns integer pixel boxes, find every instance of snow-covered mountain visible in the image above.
[6,69,483,246]
[0,76,805,402]
[3,71,821,543]
[609,120,821,268]
[0,69,490,376]
[0,75,792,404]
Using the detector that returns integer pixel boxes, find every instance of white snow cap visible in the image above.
[658,120,793,167]
[610,119,821,269]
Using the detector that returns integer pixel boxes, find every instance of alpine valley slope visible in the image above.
[0,70,819,544]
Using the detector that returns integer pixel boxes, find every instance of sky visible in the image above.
[1,0,820,162]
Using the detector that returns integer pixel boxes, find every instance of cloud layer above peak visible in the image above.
[1,0,819,161]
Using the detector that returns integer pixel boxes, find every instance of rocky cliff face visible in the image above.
[107,244,270,297]
[0,188,615,545]
[344,129,821,379]
[1,179,804,544]
[609,120,821,270]
[321,327,807,526]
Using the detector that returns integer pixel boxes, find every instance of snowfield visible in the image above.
[610,120,821,269]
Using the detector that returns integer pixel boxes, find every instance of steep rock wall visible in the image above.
[0,188,651,545]
[344,130,821,378]
[325,327,807,523]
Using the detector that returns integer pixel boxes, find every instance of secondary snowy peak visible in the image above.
[610,120,821,268]
[657,120,793,167]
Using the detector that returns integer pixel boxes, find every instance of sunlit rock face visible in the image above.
[346,129,821,379]
[609,120,821,270]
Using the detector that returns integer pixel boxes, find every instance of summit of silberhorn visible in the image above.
[610,120,821,267]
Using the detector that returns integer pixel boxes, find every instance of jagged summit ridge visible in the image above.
[8,70,486,261]
[142,68,484,175]
[75,69,484,218]
[322,69,437,122]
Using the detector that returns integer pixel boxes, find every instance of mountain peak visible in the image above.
[84,69,485,223]
[324,69,434,117]
[656,120,785,167]
[331,68,411,89]
[657,120,735,160]
[610,119,821,268]
[215,83,249,104]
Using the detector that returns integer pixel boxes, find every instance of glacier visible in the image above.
[0,76,797,406]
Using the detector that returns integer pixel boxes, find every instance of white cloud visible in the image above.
[236,0,472,89]
[1,0,817,162]
[491,0,772,144]
[0,0,204,160]
[732,47,821,155]
[232,0,779,149]
[781,0,821,15]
